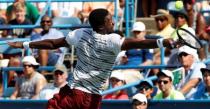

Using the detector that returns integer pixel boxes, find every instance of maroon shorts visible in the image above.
[47,85,102,109]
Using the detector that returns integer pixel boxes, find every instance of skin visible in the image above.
[109,77,125,96]
[53,71,68,88]
[132,100,148,109]
[184,1,209,40]
[15,8,26,24]
[158,76,172,98]
[138,83,153,99]
[155,16,169,31]
[175,15,187,28]
[202,71,210,94]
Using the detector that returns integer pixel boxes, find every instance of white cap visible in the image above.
[158,70,174,81]
[110,70,125,81]
[132,93,147,103]
[22,56,40,66]
[132,22,146,32]
[178,45,199,61]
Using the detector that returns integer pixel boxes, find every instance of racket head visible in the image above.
[176,28,202,49]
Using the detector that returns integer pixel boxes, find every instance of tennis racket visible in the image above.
[176,28,202,49]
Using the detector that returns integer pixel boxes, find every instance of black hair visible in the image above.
[88,8,109,31]
[41,15,52,21]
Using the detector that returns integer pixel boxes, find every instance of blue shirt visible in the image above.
[125,49,153,65]
[193,82,210,99]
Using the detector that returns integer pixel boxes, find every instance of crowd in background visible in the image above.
[0,0,209,105]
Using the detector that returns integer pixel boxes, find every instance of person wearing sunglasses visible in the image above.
[10,56,47,100]
[176,45,206,99]
[135,79,154,99]
[153,70,185,100]
[132,93,148,109]
[30,15,67,75]
[103,70,128,100]
[152,9,175,74]
[39,64,68,100]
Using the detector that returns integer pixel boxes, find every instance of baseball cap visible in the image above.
[177,45,198,61]
[132,22,146,32]
[110,70,125,81]
[132,93,147,103]
[201,64,210,73]
[22,56,39,66]
[136,79,154,88]
[53,64,68,74]
[157,70,174,81]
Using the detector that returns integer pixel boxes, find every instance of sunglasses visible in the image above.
[178,52,189,57]
[23,64,33,68]
[41,20,51,23]
[138,86,151,91]
[155,17,167,22]
[157,80,169,84]
[54,71,64,75]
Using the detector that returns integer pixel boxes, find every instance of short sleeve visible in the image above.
[190,63,206,80]
[107,33,124,55]
[65,29,83,47]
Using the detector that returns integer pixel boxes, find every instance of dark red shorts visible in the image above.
[47,85,102,109]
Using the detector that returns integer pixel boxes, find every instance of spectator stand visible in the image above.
[0,0,130,97]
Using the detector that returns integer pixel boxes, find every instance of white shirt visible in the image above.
[65,28,124,94]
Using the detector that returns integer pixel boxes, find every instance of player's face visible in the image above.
[104,14,114,33]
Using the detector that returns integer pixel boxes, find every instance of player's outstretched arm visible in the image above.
[121,38,175,50]
[8,37,69,49]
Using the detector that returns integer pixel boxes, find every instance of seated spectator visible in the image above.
[183,0,209,60]
[118,22,153,96]
[10,56,47,100]
[39,64,68,100]
[176,46,206,99]
[31,15,67,74]
[152,9,175,74]
[103,70,128,100]
[6,0,39,24]
[132,93,148,109]
[7,1,33,38]
[135,79,154,99]
[193,64,210,99]
[153,70,185,100]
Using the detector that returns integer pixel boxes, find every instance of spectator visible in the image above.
[118,22,153,96]
[39,64,68,100]
[193,64,210,99]
[8,1,32,38]
[31,15,67,74]
[6,0,39,24]
[120,22,153,68]
[183,0,209,60]
[152,9,175,69]
[132,93,148,109]
[153,70,185,100]
[135,79,154,99]
[7,8,175,109]
[10,56,47,100]
[103,70,128,100]
[176,45,206,99]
